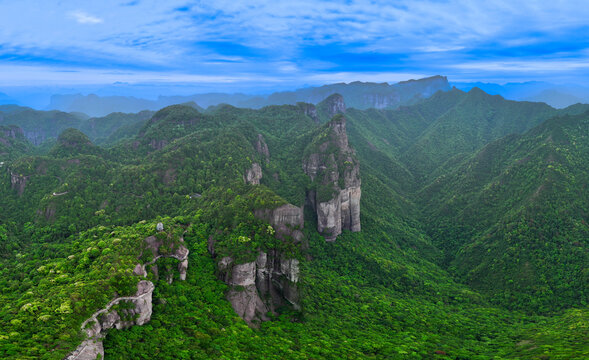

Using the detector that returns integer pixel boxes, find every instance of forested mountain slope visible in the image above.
[0,105,153,146]
[420,112,589,312]
[48,75,451,116]
[0,88,587,359]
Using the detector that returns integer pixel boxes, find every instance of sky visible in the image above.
[1,0,589,96]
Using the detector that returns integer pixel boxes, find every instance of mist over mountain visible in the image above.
[44,76,451,117]
[2,0,589,357]
[0,92,19,106]
[1,80,588,359]
[453,81,589,108]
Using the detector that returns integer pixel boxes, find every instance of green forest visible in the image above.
[0,88,587,359]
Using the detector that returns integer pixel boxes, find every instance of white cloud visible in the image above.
[306,72,430,84]
[0,64,251,86]
[1,0,589,86]
[415,45,466,53]
[69,10,103,24]
[451,60,589,72]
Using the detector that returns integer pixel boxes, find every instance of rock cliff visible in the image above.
[297,102,319,123]
[244,162,263,185]
[303,114,361,241]
[214,204,303,326]
[218,250,300,326]
[255,133,270,162]
[1,125,24,140]
[318,93,346,120]
[10,171,28,196]
[66,230,189,360]
[254,204,304,242]
[66,280,154,360]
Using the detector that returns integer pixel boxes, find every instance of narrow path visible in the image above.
[139,251,188,275]
[80,281,154,331]
[79,238,189,331]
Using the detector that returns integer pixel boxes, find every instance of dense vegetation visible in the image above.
[0,105,153,146]
[0,88,587,359]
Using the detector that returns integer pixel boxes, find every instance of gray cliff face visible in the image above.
[316,196,341,241]
[322,93,346,118]
[297,102,319,123]
[362,93,400,109]
[67,232,189,360]
[303,115,361,241]
[10,171,28,196]
[340,186,362,232]
[255,134,270,162]
[254,204,304,242]
[219,251,300,326]
[66,280,154,360]
[142,233,190,281]
[1,126,24,139]
[149,139,168,150]
[214,204,303,326]
[244,162,263,185]
[23,130,48,146]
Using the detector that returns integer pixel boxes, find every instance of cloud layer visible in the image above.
[0,0,588,88]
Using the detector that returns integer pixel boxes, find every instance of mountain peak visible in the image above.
[49,128,100,157]
[317,93,346,119]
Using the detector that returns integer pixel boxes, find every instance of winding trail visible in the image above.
[79,281,154,331]
[67,233,190,359]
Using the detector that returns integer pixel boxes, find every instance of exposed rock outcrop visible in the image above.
[149,139,168,150]
[213,203,303,326]
[66,231,189,360]
[303,114,361,241]
[1,125,24,139]
[244,162,263,185]
[297,102,319,123]
[254,204,304,242]
[320,93,346,119]
[255,134,270,163]
[10,171,28,196]
[66,280,154,360]
[218,250,300,326]
[141,233,190,281]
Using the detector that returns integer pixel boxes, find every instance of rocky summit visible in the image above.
[0,77,587,360]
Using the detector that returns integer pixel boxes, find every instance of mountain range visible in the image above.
[0,80,587,359]
[46,75,451,117]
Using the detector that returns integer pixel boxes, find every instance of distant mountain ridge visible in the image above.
[453,81,589,108]
[0,105,153,145]
[1,85,588,359]
[47,76,451,116]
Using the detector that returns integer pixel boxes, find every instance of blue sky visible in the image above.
[0,0,588,91]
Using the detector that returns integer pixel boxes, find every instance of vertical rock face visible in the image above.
[149,139,168,150]
[142,233,190,281]
[255,134,270,163]
[66,280,155,360]
[340,186,362,232]
[214,203,303,326]
[321,93,346,118]
[316,197,341,240]
[244,162,263,185]
[254,204,304,242]
[362,93,400,109]
[303,114,361,241]
[1,125,24,139]
[10,171,28,196]
[67,232,189,360]
[297,102,319,123]
[219,250,301,326]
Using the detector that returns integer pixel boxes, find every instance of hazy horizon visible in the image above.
[1,1,589,94]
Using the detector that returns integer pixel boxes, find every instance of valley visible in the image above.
[0,80,587,359]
